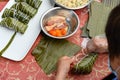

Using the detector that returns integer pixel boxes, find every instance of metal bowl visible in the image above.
[40,7,80,39]
[53,0,93,10]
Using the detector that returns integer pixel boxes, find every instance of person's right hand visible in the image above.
[55,56,75,80]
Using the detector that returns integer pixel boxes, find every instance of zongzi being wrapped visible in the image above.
[0,17,28,34]
[71,53,98,74]
[15,0,42,9]
[2,8,31,24]
[11,2,37,17]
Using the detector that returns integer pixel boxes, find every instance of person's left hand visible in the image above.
[86,35,108,53]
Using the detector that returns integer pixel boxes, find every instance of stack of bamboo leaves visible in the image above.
[81,0,120,38]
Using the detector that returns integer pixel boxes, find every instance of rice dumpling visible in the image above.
[2,8,31,24]
[71,53,98,74]
[11,2,37,17]
[0,17,28,34]
[15,0,42,9]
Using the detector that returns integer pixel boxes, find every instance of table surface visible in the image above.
[0,0,111,80]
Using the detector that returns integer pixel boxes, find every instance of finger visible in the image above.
[60,56,69,60]
[67,56,76,63]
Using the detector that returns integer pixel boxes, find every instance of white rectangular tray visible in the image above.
[0,0,54,61]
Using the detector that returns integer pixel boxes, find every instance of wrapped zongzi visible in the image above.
[0,17,28,34]
[71,53,98,74]
[15,0,42,9]
[2,8,31,24]
[11,2,37,17]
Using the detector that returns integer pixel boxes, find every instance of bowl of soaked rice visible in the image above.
[54,0,93,10]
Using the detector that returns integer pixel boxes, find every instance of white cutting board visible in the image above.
[0,0,54,61]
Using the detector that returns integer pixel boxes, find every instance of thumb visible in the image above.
[69,56,76,63]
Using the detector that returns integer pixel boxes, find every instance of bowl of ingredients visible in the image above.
[54,0,92,10]
[41,7,80,39]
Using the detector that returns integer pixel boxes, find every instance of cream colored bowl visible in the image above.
[54,0,93,10]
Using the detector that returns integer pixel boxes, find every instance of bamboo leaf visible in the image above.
[82,1,119,38]
[32,36,81,74]
[0,32,16,56]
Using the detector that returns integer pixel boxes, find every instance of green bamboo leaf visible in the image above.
[85,1,119,38]
[32,36,81,74]
[81,22,90,38]
[0,32,16,56]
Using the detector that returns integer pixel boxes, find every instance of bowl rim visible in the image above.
[53,0,93,10]
[40,7,80,39]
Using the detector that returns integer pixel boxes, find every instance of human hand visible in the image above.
[86,35,108,53]
[55,56,75,80]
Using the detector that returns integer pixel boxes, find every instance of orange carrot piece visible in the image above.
[61,28,67,35]
[49,30,57,36]
[55,29,62,37]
